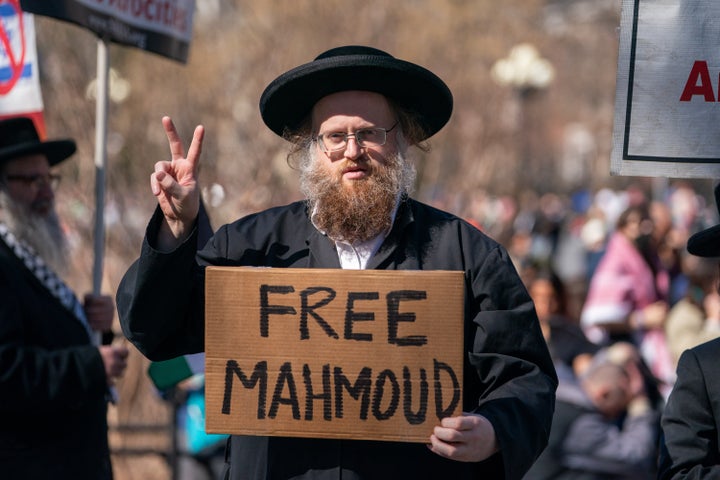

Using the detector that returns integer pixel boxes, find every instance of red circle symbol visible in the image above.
[0,0,27,95]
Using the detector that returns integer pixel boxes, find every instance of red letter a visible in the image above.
[680,61,715,102]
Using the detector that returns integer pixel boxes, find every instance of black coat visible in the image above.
[0,238,112,479]
[118,198,558,480]
[658,337,720,479]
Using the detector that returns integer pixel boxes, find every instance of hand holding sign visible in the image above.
[428,413,499,462]
[152,116,204,248]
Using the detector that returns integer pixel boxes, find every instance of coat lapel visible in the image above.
[305,229,341,268]
[367,199,415,270]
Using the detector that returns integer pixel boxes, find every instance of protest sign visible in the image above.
[612,0,720,178]
[0,2,45,135]
[19,0,195,63]
[204,267,465,444]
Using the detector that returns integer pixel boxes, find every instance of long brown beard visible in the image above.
[301,150,415,244]
[0,190,69,276]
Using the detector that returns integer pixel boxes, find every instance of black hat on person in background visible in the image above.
[259,45,453,141]
[0,117,76,167]
[687,182,720,257]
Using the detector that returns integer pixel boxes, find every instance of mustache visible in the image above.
[339,159,371,175]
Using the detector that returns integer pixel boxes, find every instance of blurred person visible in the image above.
[580,202,675,397]
[524,342,660,480]
[658,182,720,478]
[603,340,665,413]
[664,254,720,367]
[667,181,702,237]
[0,117,129,479]
[526,265,599,380]
[649,200,686,305]
[116,45,557,479]
[579,206,609,282]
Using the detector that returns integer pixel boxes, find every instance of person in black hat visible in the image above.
[657,183,720,479]
[0,116,128,479]
[117,46,557,479]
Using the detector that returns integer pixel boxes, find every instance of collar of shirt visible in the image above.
[334,235,385,270]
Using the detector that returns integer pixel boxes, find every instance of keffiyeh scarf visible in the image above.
[0,221,93,341]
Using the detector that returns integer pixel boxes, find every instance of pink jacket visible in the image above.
[581,232,668,332]
[581,232,674,394]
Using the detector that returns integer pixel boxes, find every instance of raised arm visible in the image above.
[151,116,205,250]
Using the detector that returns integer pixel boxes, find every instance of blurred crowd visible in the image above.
[445,179,720,479]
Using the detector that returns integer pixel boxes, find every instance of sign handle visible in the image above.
[92,35,108,312]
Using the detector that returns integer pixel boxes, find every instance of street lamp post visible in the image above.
[491,43,554,192]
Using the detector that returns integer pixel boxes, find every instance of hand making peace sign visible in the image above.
[151,116,205,247]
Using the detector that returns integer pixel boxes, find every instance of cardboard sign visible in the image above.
[612,0,720,178]
[204,267,465,444]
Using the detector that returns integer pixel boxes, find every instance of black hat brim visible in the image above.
[259,52,453,140]
[0,139,76,166]
[687,182,720,257]
[688,224,720,257]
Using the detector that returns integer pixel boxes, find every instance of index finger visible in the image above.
[162,116,185,161]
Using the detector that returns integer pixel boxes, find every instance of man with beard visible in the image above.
[0,117,128,479]
[117,46,557,479]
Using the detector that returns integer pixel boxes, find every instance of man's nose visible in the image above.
[31,186,55,215]
[343,135,362,159]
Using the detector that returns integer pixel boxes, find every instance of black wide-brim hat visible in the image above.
[259,45,453,141]
[688,182,720,257]
[0,117,76,167]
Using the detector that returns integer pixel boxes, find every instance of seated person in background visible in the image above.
[524,342,660,480]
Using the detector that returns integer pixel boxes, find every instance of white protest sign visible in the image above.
[612,0,720,178]
[0,2,44,133]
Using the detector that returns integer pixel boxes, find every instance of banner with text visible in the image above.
[0,2,45,136]
[204,267,465,444]
[612,0,720,178]
[19,0,195,63]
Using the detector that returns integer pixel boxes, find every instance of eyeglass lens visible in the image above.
[318,123,397,152]
[3,173,61,189]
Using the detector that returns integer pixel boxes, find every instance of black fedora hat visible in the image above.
[0,117,76,167]
[688,182,720,257]
[259,45,453,141]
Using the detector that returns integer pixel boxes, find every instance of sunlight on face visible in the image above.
[311,91,402,187]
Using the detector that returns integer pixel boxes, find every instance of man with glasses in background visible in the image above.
[117,45,557,479]
[0,117,128,479]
